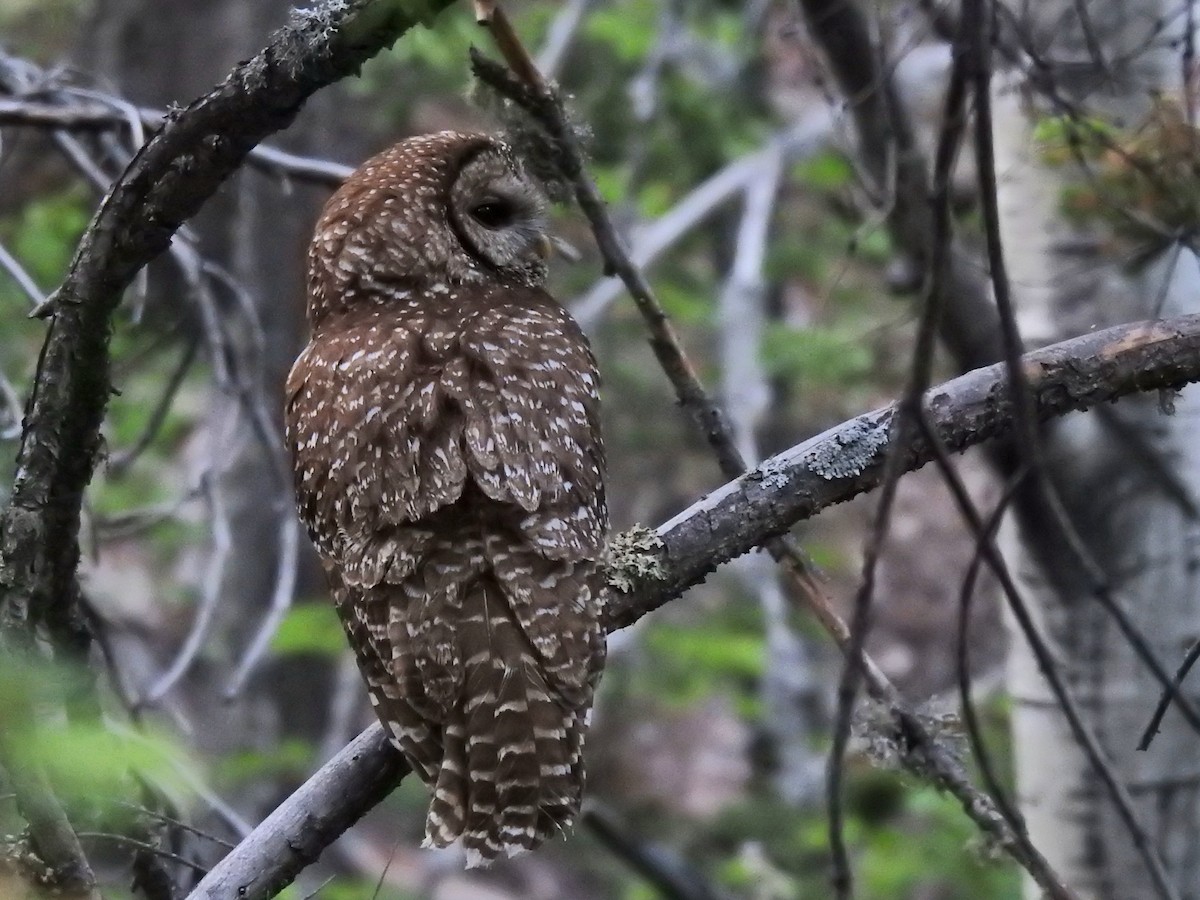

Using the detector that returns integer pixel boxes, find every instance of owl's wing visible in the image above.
[286,309,463,587]
[285,290,607,701]
[458,290,608,702]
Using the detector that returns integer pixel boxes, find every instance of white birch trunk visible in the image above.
[993,3,1200,896]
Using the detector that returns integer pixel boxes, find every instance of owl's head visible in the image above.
[308,131,552,326]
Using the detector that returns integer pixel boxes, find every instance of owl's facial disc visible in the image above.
[451,150,550,276]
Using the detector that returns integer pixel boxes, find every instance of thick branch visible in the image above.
[0,0,455,883]
[187,727,408,900]
[608,313,1200,626]
[0,0,454,649]
[188,311,1200,900]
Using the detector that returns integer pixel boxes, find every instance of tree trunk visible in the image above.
[994,3,1200,896]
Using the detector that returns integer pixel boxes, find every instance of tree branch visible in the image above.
[0,0,456,888]
[0,0,455,666]
[0,93,352,187]
[798,0,1005,371]
[189,311,1200,900]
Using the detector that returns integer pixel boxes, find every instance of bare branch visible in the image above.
[966,4,1180,892]
[0,0,455,686]
[826,3,975,890]
[0,370,24,441]
[190,312,1200,900]
[107,337,201,476]
[570,109,833,330]
[0,65,352,188]
[223,515,301,699]
[0,240,47,309]
[142,472,231,706]
[187,725,410,900]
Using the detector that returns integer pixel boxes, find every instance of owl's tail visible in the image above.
[423,577,587,867]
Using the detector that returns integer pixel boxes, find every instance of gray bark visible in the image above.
[994,3,1200,895]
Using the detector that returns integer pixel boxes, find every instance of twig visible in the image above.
[583,805,724,900]
[78,831,209,876]
[919,406,1171,900]
[223,514,300,699]
[1141,641,1200,750]
[472,13,1192,895]
[0,370,23,440]
[0,78,351,188]
[187,311,1200,900]
[468,21,1035,892]
[811,2,1198,891]
[0,240,46,309]
[948,463,1029,836]
[826,2,974,892]
[107,336,201,476]
[142,471,231,706]
[115,801,237,852]
[570,109,833,330]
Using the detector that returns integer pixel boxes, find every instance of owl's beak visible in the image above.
[535,233,582,263]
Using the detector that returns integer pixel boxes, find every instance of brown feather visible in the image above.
[285,131,606,865]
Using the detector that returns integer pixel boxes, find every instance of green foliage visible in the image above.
[855,788,1019,899]
[792,151,855,192]
[1034,99,1200,259]
[217,739,316,784]
[1,188,89,288]
[271,602,345,658]
[0,657,191,824]
[656,275,717,326]
[277,879,417,900]
[1031,113,1118,163]
[761,322,874,388]
[707,784,1018,899]
[638,600,766,714]
[0,4,1036,898]
[584,0,658,63]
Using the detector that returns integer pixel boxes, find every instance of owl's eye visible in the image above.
[469,198,516,229]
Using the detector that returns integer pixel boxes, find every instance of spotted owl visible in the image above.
[284,132,607,865]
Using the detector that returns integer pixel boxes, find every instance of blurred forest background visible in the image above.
[3,0,1200,898]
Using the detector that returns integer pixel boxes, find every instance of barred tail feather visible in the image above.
[423,577,587,866]
[334,582,444,782]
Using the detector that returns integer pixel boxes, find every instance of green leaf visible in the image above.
[2,188,89,287]
[646,624,765,681]
[271,602,345,657]
[761,323,874,386]
[793,151,854,191]
[218,739,315,783]
[584,0,657,62]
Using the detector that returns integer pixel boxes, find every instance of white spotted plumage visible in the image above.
[285,132,606,865]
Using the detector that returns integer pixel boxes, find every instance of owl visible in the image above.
[284,132,607,866]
